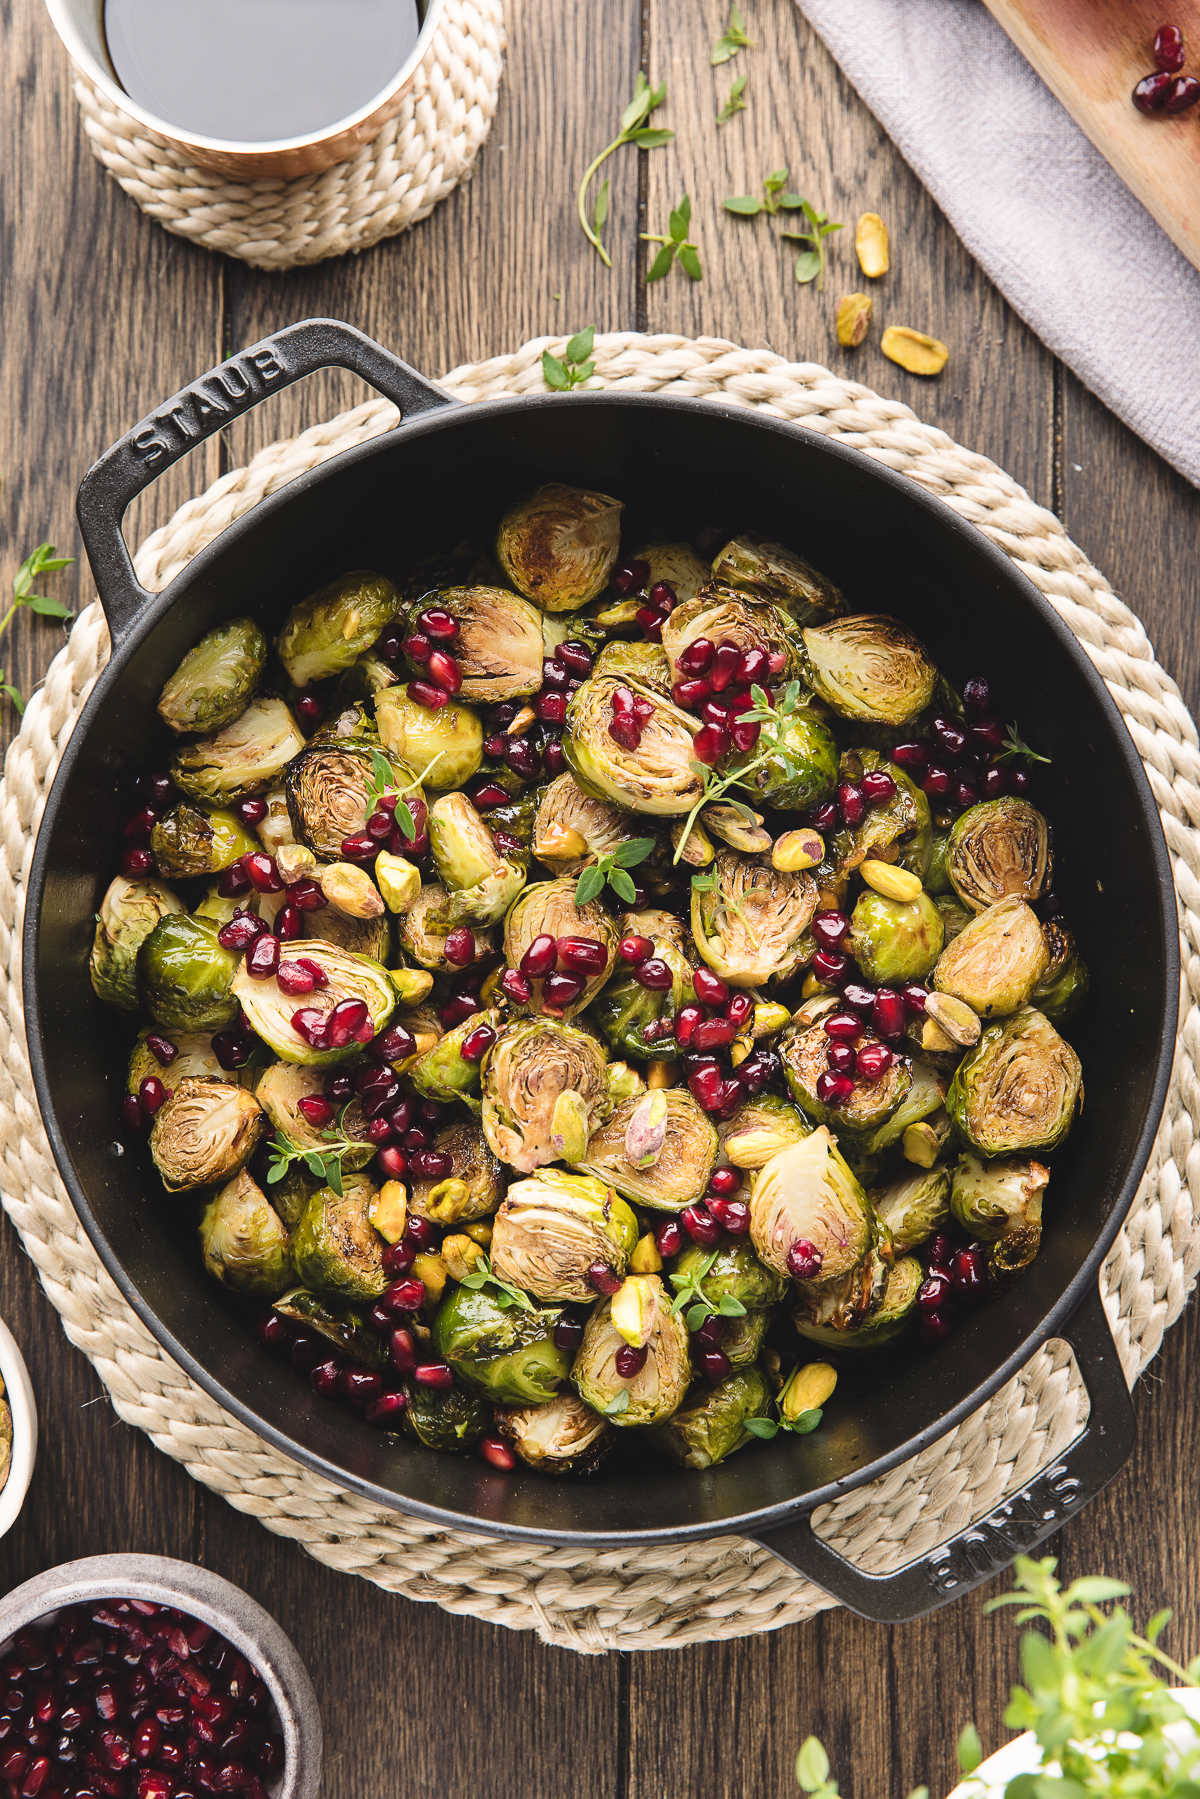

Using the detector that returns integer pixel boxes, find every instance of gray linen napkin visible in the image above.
[796,0,1200,488]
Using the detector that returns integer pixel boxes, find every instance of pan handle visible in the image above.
[75,318,456,646]
[751,1282,1134,1622]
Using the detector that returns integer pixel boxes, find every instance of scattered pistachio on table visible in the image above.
[881,325,950,377]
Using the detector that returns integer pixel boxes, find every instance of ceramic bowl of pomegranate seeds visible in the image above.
[0,1322,36,1546]
[27,322,1175,1617]
[0,1554,321,1798]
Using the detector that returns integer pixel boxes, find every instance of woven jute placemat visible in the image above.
[2,333,1198,1653]
[68,0,505,269]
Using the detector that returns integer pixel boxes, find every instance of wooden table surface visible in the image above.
[3,1,1200,1793]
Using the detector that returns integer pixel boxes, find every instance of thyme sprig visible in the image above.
[998,723,1052,767]
[577,73,674,268]
[642,195,703,283]
[264,1113,366,1198]
[782,202,843,288]
[574,837,655,906]
[743,1408,822,1441]
[365,747,448,838]
[456,1256,535,1312]
[672,680,808,865]
[542,327,596,392]
[724,166,805,217]
[711,3,754,65]
[668,1250,746,1331]
[717,73,748,124]
[1,543,75,714]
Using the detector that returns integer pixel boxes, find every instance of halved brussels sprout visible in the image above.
[373,685,483,791]
[800,614,938,725]
[407,1009,498,1106]
[232,938,396,1066]
[932,896,1049,1019]
[710,535,845,622]
[198,1170,290,1296]
[395,884,497,972]
[728,703,838,812]
[1033,920,1089,1025]
[948,799,1052,914]
[273,1289,386,1367]
[691,851,818,987]
[151,805,257,880]
[138,914,239,1032]
[291,1174,387,1301]
[749,1126,878,1283]
[171,700,307,807]
[651,1367,771,1469]
[277,572,402,689]
[405,1381,489,1453]
[722,1309,769,1369]
[300,905,391,962]
[593,639,672,694]
[410,585,544,702]
[824,752,932,890]
[434,1284,571,1404]
[590,928,690,1062]
[503,878,617,1019]
[496,485,622,612]
[950,1152,1049,1274]
[635,542,710,607]
[661,582,803,684]
[407,1120,505,1224]
[268,1165,321,1230]
[254,1061,374,1170]
[150,1077,264,1192]
[849,889,944,985]
[779,1001,912,1136]
[564,676,703,817]
[157,618,267,736]
[861,1057,947,1159]
[285,738,410,862]
[127,1028,225,1094]
[720,1095,810,1171]
[947,1008,1082,1156]
[872,1167,951,1254]
[572,1275,690,1427]
[490,1169,638,1302]
[672,1240,785,1312]
[792,1242,890,1335]
[428,793,525,925]
[795,1254,922,1351]
[90,876,184,1011]
[578,1089,718,1210]
[481,1017,610,1172]
[532,773,638,875]
[494,1392,612,1476]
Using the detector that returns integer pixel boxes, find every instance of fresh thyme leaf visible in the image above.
[791,247,823,286]
[266,1117,363,1199]
[609,867,638,903]
[612,837,655,867]
[1,683,25,716]
[646,242,677,284]
[573,864,606,906]
[578,75,673,266]
[575,838,654,905]
[725,167,807,221]
[1,542,76,714]
[593,177,611,234]
[565,325,595,364]
[642,193,702,283]
[743,1416,779,1439]
[717,72,748,123]
[781,206,843,291]
[454,1257,533,1311]
[604,1388,631,1416]
[711,2,754,65]
[542,352,570,392]
[543,327,597,393]
[677,244,703,281]
[631,127,674,149]
[723,195,762,216]
[998,723,1052,766]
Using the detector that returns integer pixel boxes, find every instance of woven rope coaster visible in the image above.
[2,333,1198,1655]
[68,0,505,269]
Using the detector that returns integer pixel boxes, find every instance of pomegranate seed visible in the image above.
[633,957,673,991]
[918,1271,952,1314]
[276,960,318,996]
[1154,21,1186,67]
[537,692,567,724]
[699,1348,731,1382]
[787,1239,824,1280]
[611,1342,648,1380]
[671,636,712,677]
[120,1092,145,1133]
[1008,767,1030,795]
[901,982,928,1014]
[443,926,475,968]
[553,1315,585,1352]
[142,1034,177,1071]
[672,677,711,711]
[680,1202,721,1246]
[288,877,326,911]
[962,676,991,715]
[811,948,849,987]
[812,910,849,951]
[123,805,158,841]
[364,1391,408,1427]
[543,970,585,1010]
[618,933,654,965]
[735,647,769,685]
[635,605,664,638]
[460,1023,496,1062]
[414,1363,454,1390]
[121,847,154,877]
[382,1239,416,1281]
[692,722,728,765]
[295,691,324,729]
[691,966,727,1006]
[409,678,451,709]
[419,606,460,640]
[702,697,731,726]
[483,733,507,758]
[691,1017,734,1052]
[244,933,280,979]
[1134,68,1174,110]
[692,1315,724,1348]
[837,781,865,826]
[968,719,1005,754]
[655,1218,684,1259]
[929,715,966,758]
[274,902,301,940]
[860,769,897,806]
[921,764,952,798]
[135,1077,166,1119]
[308,1357,340,1397]
[608,715,642,751]
[376,1022,417,1062]
[919,1309,953,1344]
[365,1118,392,1146]
[700,1165,737,1200]
[587,1261,622,1296]
[708,643,738,691]
[426,648,462,693]
[950,1247,988,1297]
[954,778,979,811]
[403,632,433,663]
[327,997,370,1047]
[505,735,541,780]
[729,719,760,753]
[891,740,928,769]
[138,770,174,806]
[856,1041,894,1081]
[708,1195,749,1235]
[499,966,532,1005]
[823,1010,864,1042]
[673,1002,703,1047]
[872,988,906,1039]
[374,1147,407,1181]
[815,1070,854,1106]
[216,911,265,952]
[726,991,753,1031]
[926,1231,953,1272]
[235,796,268,829]
[687,1062,725,1111]
[439,992,478,1028]
[241,852,282,893]
[979,766,1008,799]
[613,559,650,595]
[1165,72,1200,111]
[808,800,839,831]
[559,935,609,975]
[138,1774,172,1799]
[290,1008,328,1050]
[295,1094,333,1130]
[827,1042,856,1074]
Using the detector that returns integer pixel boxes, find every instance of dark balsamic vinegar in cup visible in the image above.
[103,0,425,143]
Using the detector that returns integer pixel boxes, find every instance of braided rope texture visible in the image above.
[69,0,505,269]
[2,334,1197,1655]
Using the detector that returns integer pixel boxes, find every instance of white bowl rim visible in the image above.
[0,1316,37,1542]
[42,0,447,159]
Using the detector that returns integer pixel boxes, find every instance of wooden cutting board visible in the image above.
[983,0,1200,270]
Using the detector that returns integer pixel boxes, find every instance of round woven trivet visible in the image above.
[2,334,1198,1654]
[67,0,505,269]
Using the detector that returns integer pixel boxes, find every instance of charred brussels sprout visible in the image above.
[407,1120,505,1224]
[490,1170,638,1302]
[578,1089,718,1211]
[495,1392,611,1476]
[90,876,184,1011]
[138,914,239,1032]
[672,1241,785,1312]
[749,1127,877,1284]
[795,1255,922,1350]
[950,1152,1049,1274]
[800,614,938,726]
[157,618,267,736]
[503,878,617,1018]
[171,700,306,807]
[947,1008,1082,1156]
[948,799,1051,914]
[151,805,257,880]
[728,702,838,812]
[691,851,818,987]
[590,929,690,1062]
[652,1367,771,1469]
[127,1029,225,1094]
[932,896,1049,1019]
[710,535,845,622]
[481,1017,610,1172]
[277,572,401,689]
[634,542,710,608]
[434,1284,571,1404]
[373,685,483,790]
[273,1289,386,1367]
[873,1167,951,1253]
[572,1276,690,1427]
[720,1095,810,1171]
[496,485,622,612]
[1033,920,1089,1025]
[415,585,544,702]
[564,675,703,816]
[405,1382,488,1453]
[285,738,410,862]
[232,939,396,1065]
[291,1174,388,1302]
[661,583,803,685]
[849,889,944,985]
[407,1009,498,1106]
[780,1001,912,1135]
[150,1078,264,1193]
[254,1061,374,1170]
[532,773,636,875]
[428,793,525,926]
[198,1171,290,1297]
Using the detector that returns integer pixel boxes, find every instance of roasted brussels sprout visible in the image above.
[564,674,703,817]
[150,805,257,880]
[578,1089,718,1210]
[635,542,710,607]
[947,1008,1082,1156]
[825,752,932,889]
[428,793,525,925]
[278,572,401,689]
[936,893,973,945]
[254,1061,374,1169]
[779,1001,912,1136]
[496,485,622,611]
[90,875,184,1011]
[710,535,845,622]
[590,927,690,1061]
[157,618,267,736]
[749,1127,878,1284]
[412,585,544,701]
[495,1392,611,1476]
[434,1284,571,1404]
[137,914,239,1032]
[849,888,944,986]
[728,702,838,811]
[721,1308,770,1369]
[950,1152,1049,1274]
[795,1254,922,1350]
[482,1017,610,1172]
[291,1174,387,1301]
[285,738,409,862]
[572,1276,690,1427]
[873,1167,951,1253]
[948,799,1051,913]
[861,1058,947,1159]
[651,1367,771,1469]
[691,851,818,987]
[661,582,803,684]
[150,1077,264,1192]
[720,1095,810,1170]
[198,1170,290,1296]
[273,1288,387,1367]
[300,905,391,962]
[374,685,483,791]
[407,1120,505,1224]
[171,699,306,807]
[127,1028,226,1094]
[405,1381,489,1453]
[801,614,938,726]
[407,1009,498,1105]
[491,1170,638,1302]
[672,1240,785,1312]
[932,896,1048,1019]
[1033,920,1089,1025]
[232,938,396,1066]
[532,773,636,875]
[335,652,396,706]
[592,639,672,693]
[395,884,496,972]
[503,878,617,1019]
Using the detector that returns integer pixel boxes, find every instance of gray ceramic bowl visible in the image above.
[0,1554,322,1797]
